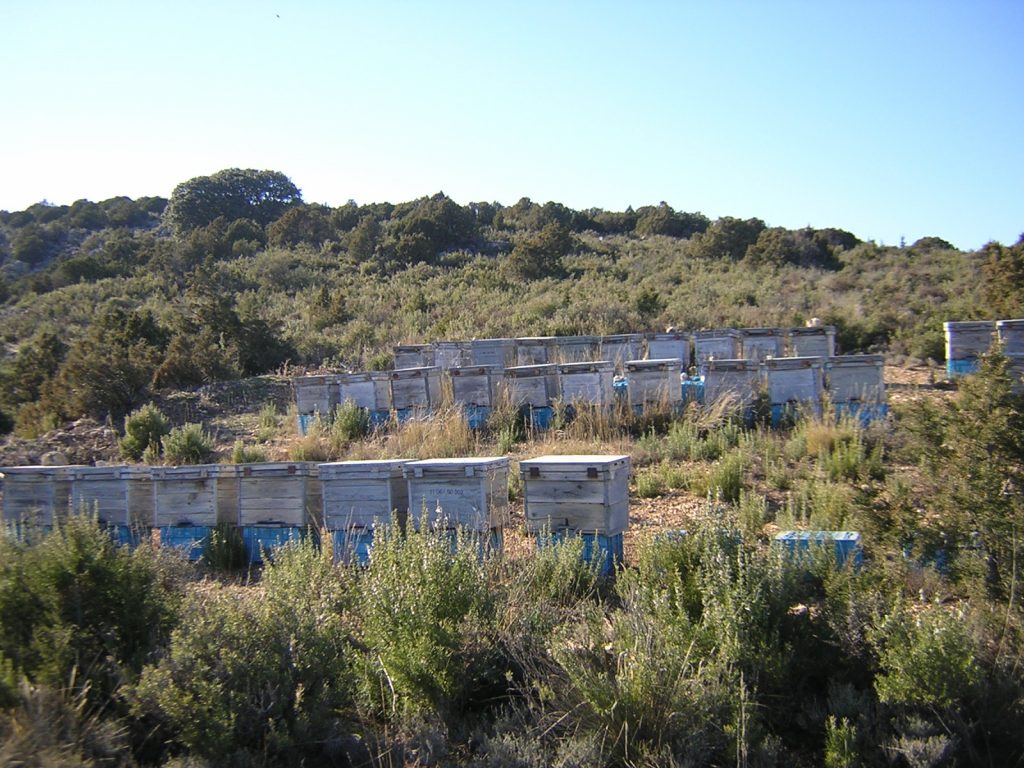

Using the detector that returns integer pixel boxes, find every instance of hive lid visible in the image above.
[625,358,684,370]
[403,456,509,477]
[520,454,631,470]
[764,356,824,369]
[317,459,409,478]
[505,364,558,376]
[233,462,317,477]
[69,465,152,480]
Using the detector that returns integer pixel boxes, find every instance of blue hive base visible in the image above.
[537,530,624,577]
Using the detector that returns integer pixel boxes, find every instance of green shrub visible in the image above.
[202,523,247,571]
[229,439,266,464]
[118,402,170,461]
[161,422,214,465]
[708,448,746,503]
[824,715,858,768]
[134,541,352,764]
[330,399,370,444]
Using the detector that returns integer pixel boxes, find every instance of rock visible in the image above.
[41,451,69,466]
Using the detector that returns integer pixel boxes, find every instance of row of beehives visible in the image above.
[295,354,887,427]
[943,319,1024,388]
[0,455,631,539]
[393,326,837,372]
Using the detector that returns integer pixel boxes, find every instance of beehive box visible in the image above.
[242,526,305,565]
[394,344,433,369]
[694,330,742,368]
[293,374,339,416]
[741,328,786,361]
[151,465,238,527]
[404,457,510,532]
[600,334,643,370]
[337,371,392,412]
[997,319,1024,356]
[558,361,615,407]
[318,460,410,530]
[515,337,555,365]
[503,364,560,408]
[234,462,321,527]
[788,326,836,357]
[536,530,624,577]
[645,331,692,364]
[432,341,472,370]
[944,321,995,361]
[624,358,684,407]
[470,338,516,368]
[390,367,443,411]
[550,336,600,363]
[70,465,154,528]
[765,357,824,416]
[774,530,863,569]
[702,359,762,407]
[1,465,80,526]
[1008,355,1024,395]
[826,355,885,404]
[448,365,502,407]
[520,454,631,535]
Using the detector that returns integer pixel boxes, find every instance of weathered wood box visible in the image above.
[741,328,786,362]
[448,365,502,407]
[432,341,472,370]
[470,338,516,368]
[1,465,79,526]
[515,337,555,366]
[337,371,392,412]
[318,460,410,530]
[997,319,1024,356]
[520,454,631,535]
[765,356,824,407]
[550,336,600,363]
[70,465,154,528]
[694,330,742,369]
[394,344,433,369]
[151,465,238,527]
[600,334,643,370]
[645,331,692,364]
[503,364,560,408]
[788,326,836,358]
[233,462,321,527]
[826,355,885,404]
[390,366,443,412]
[624,358,684,408]
[293,374,339,416]
[702,358,762,407]
[944,321,995,377]
[404,457,510,532]
[558,361,615,407]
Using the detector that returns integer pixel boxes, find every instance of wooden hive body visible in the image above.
[694,330,741,367]
[625,359,683,406]
[234,462,321,527]
[404,457,510,532]
[787,327,836,357]
[470,338,516,368]
[337,371,392,411]
[558,361,615,406]
[503,364,560,407]
[764,356,824,406]
[520,454,631,535]
[390,367,442,411]
[826,355,885,404]
[70,465,154,527]
[318,460,410,529]
[703,358,762,406]
[741,328,786,362]
[448,366,502,407]
[599,334,643,370]
[997,319,1024,356]
[645,332,692,364]
[550,336,600,363]
[432,341,471,370]
[944,321,995,360]
[1,465,80,526]
[394,344,432,369]
[515,337,555,366]
[293,374,338,416]
[151,465,238,527]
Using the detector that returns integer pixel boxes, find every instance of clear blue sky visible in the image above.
[2,0,1021,250]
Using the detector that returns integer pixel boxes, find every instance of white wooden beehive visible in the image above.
[318,460,410,530]
[520,454,631,535]
[404,457,510,532]
[234,462,321,527]
[70,465,154,527]
[558,361,615,407]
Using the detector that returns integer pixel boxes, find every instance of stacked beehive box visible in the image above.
[764,356,824,423]
[693,329,742,370]
[826,354,887,423]
[470,338,516,368]
[293,374,339,433]
[520,454,631,576]
[337,371,392,425]
[944,320,995,378]
[390,367,443,419]
[645,331,692,365]
[515,337,554,366]
[1,465,79,530]
[503,364,560,429]
[741,328,786,362]
[787,326,836,357]
[703,358,762,411]
[448,365,502,427]
[70,465,153,545]
[319,459,410,564]
[232,462,320,563]
[151,465,238,560]
[551,335,600,363]
[600,334,643,371]
[404,457,509,538]
[394,344,433,369]
[624,358,684,412]
[558,361,616,408]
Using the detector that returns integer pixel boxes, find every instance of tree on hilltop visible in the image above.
[164,169,302,236]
